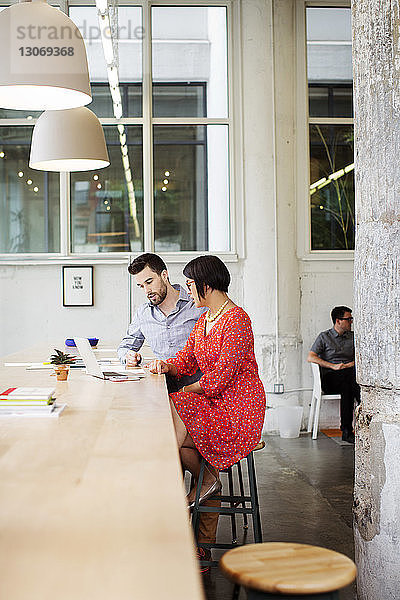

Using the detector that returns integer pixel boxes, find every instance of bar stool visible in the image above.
[190,441,265,568]
[219,542,357,599]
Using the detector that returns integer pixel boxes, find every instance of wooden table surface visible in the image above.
[0,345,204,600]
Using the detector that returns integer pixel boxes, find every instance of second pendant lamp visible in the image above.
[29,107,109,172]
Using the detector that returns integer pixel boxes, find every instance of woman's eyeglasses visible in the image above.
[186,280,195,290]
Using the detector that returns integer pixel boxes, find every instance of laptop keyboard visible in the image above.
[103,371,129,377]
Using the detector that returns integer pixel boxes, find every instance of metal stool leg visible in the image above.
[236,461,248,530]
[227,465,238,544]
[247,452,262,543]
[232,583,241,600]
[191,458,206,539]
[193,448,263,572]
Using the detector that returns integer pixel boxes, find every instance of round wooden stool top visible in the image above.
[219,542,356,595]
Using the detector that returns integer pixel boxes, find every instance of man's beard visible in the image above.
[148,282,168,306]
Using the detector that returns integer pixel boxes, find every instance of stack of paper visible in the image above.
[0,387,55,402]
[0,387,66,417]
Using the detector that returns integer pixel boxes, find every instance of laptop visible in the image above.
[74,338,144,380]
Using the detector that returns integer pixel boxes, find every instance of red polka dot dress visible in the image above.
[167,306,266,469]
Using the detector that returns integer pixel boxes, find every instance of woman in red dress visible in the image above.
[149,255,266,505]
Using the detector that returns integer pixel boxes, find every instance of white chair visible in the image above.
[307,362,341,439]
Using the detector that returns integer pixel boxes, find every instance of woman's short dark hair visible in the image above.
[128,253,167,276]
[331,305,352,324]
[183,255,230,299]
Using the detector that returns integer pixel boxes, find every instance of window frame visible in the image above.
[296,0,354,261]
[0,0,242,263]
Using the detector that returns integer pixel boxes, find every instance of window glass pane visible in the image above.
[332,86,353,117]
[126,83,142,118]
[88,83,142,119]
[0,109,41,120]
[310,124,354,250]
[0,127,60,253]
[89,84,114,119]
[69,6,142,117]
[309,87,329,118]
[70,126,143,253]
[153,125,229,252]
[307,8,353,118]
[153,84,206,118]
[307,8,352,82]
[309,85,353,118]
[152,7,228,118]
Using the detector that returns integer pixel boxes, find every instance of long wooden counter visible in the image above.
[0,345,204,600]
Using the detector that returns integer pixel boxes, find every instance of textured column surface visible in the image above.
[352,2,400,599]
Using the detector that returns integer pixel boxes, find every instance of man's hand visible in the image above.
[332,361,355,370]
[148,359,170,375]
[308,351,355,371]
[125,350,142,367]
[332,362,346,370]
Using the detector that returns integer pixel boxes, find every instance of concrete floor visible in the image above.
[201,432,356,600]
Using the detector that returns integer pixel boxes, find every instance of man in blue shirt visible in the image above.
[118,253,216,569]
[307,306,360,444]
[118,252,206,391]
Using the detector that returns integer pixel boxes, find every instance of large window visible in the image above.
[70,125,143,253]
[0,127,60,253]
[0,3,232,255]
[307,7,354,251]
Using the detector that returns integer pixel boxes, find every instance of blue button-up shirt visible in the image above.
[118,284,206,363]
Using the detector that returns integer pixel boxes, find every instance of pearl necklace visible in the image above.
[206,299,229,323]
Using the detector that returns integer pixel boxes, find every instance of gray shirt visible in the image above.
[118,284,206,363]
[310,327,355,364]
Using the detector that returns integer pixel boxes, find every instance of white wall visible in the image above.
[0,263,130,355]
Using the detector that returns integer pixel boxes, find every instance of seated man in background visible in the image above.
[117,252,217,571]
[307,306,360,444]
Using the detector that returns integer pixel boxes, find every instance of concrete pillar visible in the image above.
[352,2,400,598]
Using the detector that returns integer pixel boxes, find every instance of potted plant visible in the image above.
[50,349,76,381]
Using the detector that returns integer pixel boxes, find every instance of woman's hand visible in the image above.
[148,360,177,376]
[148,359,170,374]
[182,381,204,395]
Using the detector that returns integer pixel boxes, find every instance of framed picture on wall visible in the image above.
[62,266,94,307]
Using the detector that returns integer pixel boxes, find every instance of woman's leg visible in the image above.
[170,398,219,501]
[180,438,219,502]
[181,445,201,474]
[169,398,188,447]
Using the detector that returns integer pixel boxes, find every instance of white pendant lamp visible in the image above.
[29,107,110,171]
[0,0,91,110]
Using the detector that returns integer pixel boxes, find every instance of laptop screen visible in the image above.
[74,338,104,378]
